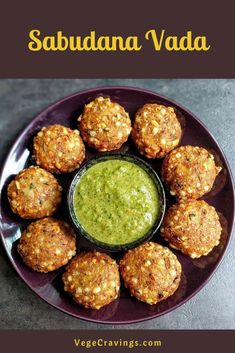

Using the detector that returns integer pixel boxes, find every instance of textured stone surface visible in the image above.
[0,79,234,329]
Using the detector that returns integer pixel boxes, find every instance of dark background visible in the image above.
[0,0,235,77]
[0,78,234,329]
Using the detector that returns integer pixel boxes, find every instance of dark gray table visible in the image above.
[0,79,234,329]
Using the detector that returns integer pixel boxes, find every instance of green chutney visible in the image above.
[73,160,159,245]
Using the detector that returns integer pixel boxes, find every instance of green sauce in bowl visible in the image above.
[73,159,159,246]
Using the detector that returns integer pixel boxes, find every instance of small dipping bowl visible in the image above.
[68,154,166,251]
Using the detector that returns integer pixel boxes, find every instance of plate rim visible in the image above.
[0,85,234,325]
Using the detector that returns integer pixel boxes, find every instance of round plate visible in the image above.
[0,86,234,324]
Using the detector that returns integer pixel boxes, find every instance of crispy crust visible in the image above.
[132,103,182,158]
[162,145,221,200]
[62,252,120,310]
[18,218,76,272]
[78,97,132,151]
[33,124,85,173]
[132,104,182,158]
[7,166,62,219]
[160,200,222,258]
[120,242,181,305]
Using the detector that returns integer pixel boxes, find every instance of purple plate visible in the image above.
[0,86,234,324]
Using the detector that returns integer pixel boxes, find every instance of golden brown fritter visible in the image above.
[7,166,62,219]
[162,145,221,200]
[132,103,182,158]
[160,200,222,258]
[78,97,132,151]
[33,124,85,173]
[63,252,120,309]
[18,218,76,272]
[120,242,181,305]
